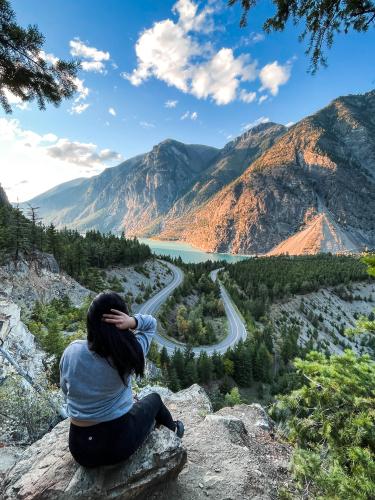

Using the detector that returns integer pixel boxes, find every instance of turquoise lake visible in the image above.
[139,238,251,264]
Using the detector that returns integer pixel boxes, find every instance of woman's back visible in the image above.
[60,313,156,423]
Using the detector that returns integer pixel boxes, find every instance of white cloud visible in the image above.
[73,78,90,101]
[123,19,199,91]
[258,94,268,104]
[124,0,260,106]
[68,77,90,114]
[286,121,295,127]
[0,118,122,202]
[70,38,110,62]
[240,89,257,103]
[108,107,117,116]
[140,121,155,128]
[39,50,59,65]
[242,116,270,131]
[173,0,214,33]
[238,32,265,47]
[70,38,110,73]
[81,60,106,73]
[69,103,90,115]
[3,89,29,110]
[259,61,291,96]
[165,99,178,108]
[251,32,265,43]
[181,110,198,120]
[191,48,257,105]
[47,139,122,167]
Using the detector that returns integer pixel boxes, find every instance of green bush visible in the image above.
[271,351,375,499]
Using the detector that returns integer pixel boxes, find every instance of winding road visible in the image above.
[139,261,247,355]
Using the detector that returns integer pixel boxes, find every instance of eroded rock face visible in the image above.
[2,385,292,500]
[154,387,292,500]
[179,90,375,254]
[0,299,45,382]
[2,419,187,500]
[0,257,91,312]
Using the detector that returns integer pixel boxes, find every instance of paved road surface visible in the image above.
[139,261,247,355]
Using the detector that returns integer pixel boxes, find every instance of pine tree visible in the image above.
[160,347,170,368]
[9,205,29,261]
[184,359,198,386]
[254,342,273,383]
[167,366,180,392]
[0,0,79,113]
[197,352,213,384]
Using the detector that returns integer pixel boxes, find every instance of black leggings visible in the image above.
[69,393,176,468]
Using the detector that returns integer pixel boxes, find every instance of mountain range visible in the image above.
[22,89,375,255]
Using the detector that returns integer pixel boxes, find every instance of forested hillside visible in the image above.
[224,254,370,321]
[0,200,151,288]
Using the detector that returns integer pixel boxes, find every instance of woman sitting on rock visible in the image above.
[59,292,184,468]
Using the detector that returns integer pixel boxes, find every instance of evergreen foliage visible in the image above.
[0,203,151,288]
[0,374,58,443]
[27,296,90,383]
[271,351,375,499]
[158,269,225,345]
[0,0,79,112]
[228,0,375,72]
[225,254,370,323]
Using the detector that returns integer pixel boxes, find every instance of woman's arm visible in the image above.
[133,314,157,356]
[102,310,157,356]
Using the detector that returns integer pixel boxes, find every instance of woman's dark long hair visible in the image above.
[87,292,145,382]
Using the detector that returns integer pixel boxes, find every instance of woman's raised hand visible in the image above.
[102,309,137,330]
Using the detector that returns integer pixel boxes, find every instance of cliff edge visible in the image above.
[2,384,292,500]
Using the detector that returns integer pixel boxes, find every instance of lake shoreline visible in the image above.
[139,238,252,264]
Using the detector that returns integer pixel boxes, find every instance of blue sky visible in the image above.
[1,0,374,201]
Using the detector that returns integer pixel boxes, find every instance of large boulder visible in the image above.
[2,384,292,500]
[2,419,187,500]
[151,385,292,500]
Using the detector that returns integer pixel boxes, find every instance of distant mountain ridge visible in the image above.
[25,123,286,237]
[166,90,375,254]
[24,89,375,255]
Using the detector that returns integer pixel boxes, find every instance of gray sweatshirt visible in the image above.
[59,314,156,422]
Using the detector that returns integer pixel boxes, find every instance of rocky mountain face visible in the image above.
[158,122,286,239]
[24,90,375,255]
[26,141,219,235]
[176,90,375,254]
[2,385,292,500]
[24,125,286,238]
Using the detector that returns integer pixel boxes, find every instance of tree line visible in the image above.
[0,203,151,287]
[224,254,370,321]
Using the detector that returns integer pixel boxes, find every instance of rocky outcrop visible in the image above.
[0,256,91,312]
[0,299,45,382]
[2,385,292,500]
[2,420,186,500]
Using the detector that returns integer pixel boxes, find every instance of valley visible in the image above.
[1,90,375,500]
[23,89,375,257]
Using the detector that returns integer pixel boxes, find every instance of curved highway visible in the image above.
[139,261,247,355]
